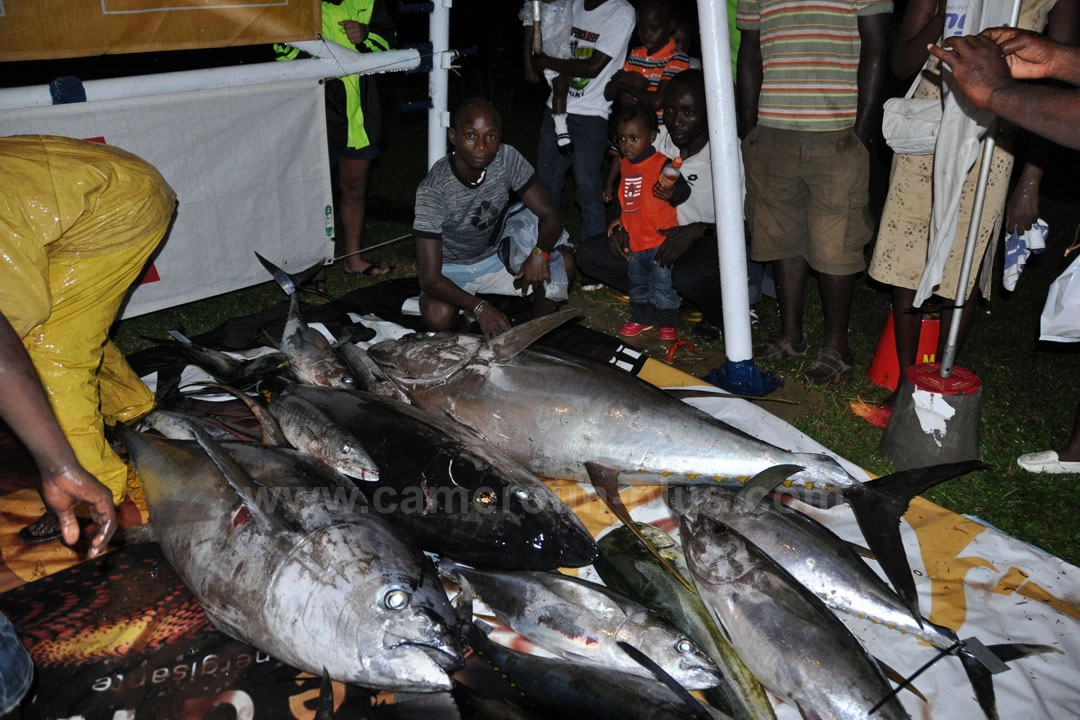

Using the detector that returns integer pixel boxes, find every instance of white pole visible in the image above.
[697,0,752,362]
[938,0,1024,377]
[0,42,420,112]
[428,0,453,170]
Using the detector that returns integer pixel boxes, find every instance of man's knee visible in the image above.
[419,293,465,332]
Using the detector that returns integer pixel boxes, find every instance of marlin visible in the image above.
[364,309,978,621]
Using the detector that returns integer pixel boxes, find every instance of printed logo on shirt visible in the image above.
[569,37,594,91]
[623,173,644,212]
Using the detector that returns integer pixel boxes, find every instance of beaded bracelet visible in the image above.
[531,246,551,261]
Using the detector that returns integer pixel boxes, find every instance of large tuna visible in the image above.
[678,512,913,720]
[115,422,463,692]
[364,309,972,621]
[267,382,599,570]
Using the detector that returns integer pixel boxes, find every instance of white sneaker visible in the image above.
[1016,450,1080,474]
[581,282,603,291]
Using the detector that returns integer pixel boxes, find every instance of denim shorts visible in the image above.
[0,611,32,714]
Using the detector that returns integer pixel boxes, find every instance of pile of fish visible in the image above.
[118,272,1063,718]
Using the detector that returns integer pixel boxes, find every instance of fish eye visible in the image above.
[676,638,695,654]
[342,376,355,385]
[384,589,410,610]
[514,489,531,501]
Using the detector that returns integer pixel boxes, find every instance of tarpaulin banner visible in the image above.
[0,0,321,62]
[0,79,335,318]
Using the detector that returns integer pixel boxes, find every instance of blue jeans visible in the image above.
[536,109,610,243]
[628,247,680,328]
[0,611,32,714]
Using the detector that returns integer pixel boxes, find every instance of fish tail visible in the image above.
[847,460,989,622]
[955,637,1062,720]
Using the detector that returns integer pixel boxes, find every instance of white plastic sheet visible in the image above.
[0,80,335,318]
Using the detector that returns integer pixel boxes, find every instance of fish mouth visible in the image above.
[557,515,600,567]
[681,666,724,691]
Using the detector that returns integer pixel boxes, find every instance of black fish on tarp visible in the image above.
[267,382,599,570]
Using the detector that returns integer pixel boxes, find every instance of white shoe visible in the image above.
[1016,450,1080,474]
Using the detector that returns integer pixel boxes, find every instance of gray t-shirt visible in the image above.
[413,144,537,265]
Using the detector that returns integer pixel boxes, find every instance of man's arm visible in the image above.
[0,312,116,557]
[1001,0,1080,232]
[736,29,763,138]
[891,0,946,79]
[516,181,565,292]
[534,50,616,80]
[855,12,891,151]
[984,28,1080,83]
[931,35,1080,150]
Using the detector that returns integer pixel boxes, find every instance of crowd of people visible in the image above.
[3,0,1080,712]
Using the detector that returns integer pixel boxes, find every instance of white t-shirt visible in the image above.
[655,126,715,226]
[553,0,636,119]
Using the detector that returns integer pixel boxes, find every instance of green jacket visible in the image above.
[275,0,396,149]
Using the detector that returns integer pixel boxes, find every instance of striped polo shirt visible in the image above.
[736,0,892,131]
[623,39,692,123]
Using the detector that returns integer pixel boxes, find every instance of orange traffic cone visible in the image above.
[867,309,941,392]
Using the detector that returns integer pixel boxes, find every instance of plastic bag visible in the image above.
[1040,253,1080,343]
[882,70,941,155]
[882,97,941,155]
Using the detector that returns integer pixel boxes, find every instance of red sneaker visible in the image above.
[619,321,654,337]
[659,327,678,341]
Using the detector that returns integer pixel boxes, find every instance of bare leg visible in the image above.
[883,285,922,408]
[419,293,469,332]
[772,256,808,346]
[1059,399,1080,462]
[339,156,387,275]
[818,271,855,357]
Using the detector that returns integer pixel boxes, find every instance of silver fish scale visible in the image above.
[680,515,912,720]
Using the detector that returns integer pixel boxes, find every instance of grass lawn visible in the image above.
[113,63,1080,568]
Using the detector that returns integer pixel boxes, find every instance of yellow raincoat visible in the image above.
[0,135,176,505]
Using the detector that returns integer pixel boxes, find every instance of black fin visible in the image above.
[617,641,716,720]
[314,668,336,720]
[255,251,325,296]
[734,464,805,510]
[849,460,989,622]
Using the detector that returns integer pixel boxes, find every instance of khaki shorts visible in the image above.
[743,125,873,275]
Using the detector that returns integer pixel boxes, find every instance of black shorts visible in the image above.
[325,76,382,161]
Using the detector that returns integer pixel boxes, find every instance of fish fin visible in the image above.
[586,462,698,595]
[314,668,336,720]
[846,541,875,559]
[392,691,463,720]
[734,464,805,510]
[188,422,297,535]
[487,307,585,360]
[864,459,990,502]
[189,381,289,447]
[875,659,927,702]
[984,641,1063,663]
[849,460,988,624]
[255,251,325,296]
[616,641,716,720]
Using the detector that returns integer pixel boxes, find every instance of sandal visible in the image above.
[804,347,854,385]
[754,335,807,362]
